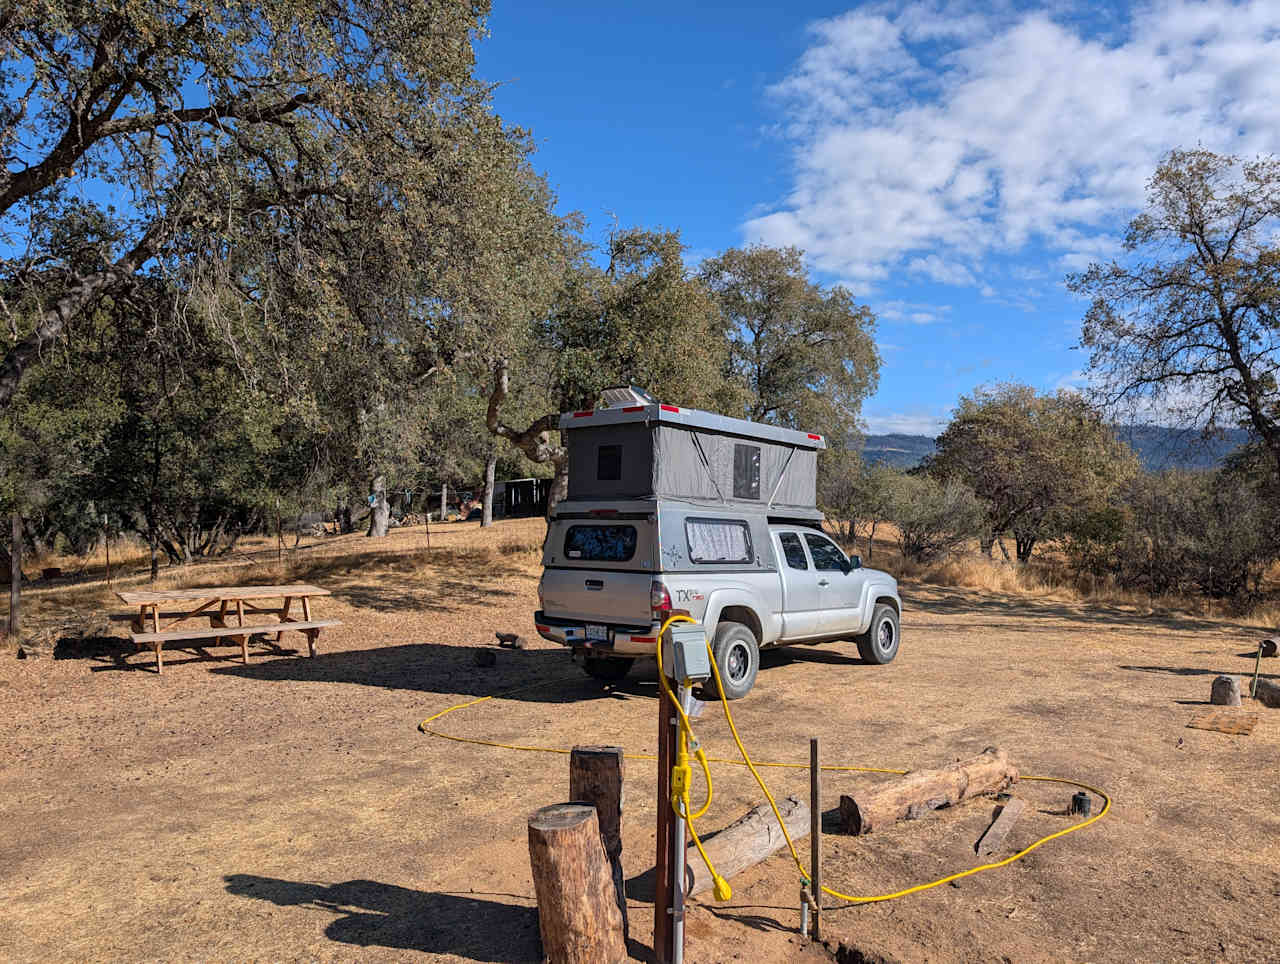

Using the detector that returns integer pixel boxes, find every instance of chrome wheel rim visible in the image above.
[726,641,750,682]
[877,619,895,654]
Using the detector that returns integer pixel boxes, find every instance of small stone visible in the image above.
[1210,675,1242,706]
[473,649,497,668]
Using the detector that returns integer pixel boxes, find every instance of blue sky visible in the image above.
[475,0,1280,435]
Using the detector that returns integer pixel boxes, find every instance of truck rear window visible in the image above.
[564,524,637,562]
[686,518,752,564]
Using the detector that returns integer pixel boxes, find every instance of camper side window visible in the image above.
[686,518,752,565]
[597,444,622,481]
[733,444,761,500]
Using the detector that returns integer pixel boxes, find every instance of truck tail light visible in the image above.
[651,579,672,621]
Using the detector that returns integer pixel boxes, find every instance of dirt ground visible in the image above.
[2,518,1278,963]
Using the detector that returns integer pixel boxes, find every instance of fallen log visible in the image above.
[839,747,1018,836]
[527,803,625,964]
[685,795,810,898]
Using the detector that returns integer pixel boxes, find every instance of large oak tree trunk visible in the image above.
[439,481,447,522]
[8,512,20,639]
[366,474,389,538]
[481,450,496,527]
[548,454,568,517]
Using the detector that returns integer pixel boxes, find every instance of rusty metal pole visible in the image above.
[654,677,676,963]
[810,737,822,942]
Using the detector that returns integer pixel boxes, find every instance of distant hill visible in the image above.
[860,425,1250,471]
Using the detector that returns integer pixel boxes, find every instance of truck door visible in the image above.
[802,532,865,634]
[774,530,823,638]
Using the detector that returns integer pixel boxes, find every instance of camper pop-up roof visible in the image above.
[557,387,826,520]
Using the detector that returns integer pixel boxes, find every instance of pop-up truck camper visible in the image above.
[535,388,902,699]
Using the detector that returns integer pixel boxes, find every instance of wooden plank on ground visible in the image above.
[975,796,1026,856]
[116,585,331,605]
[1186,709,1258,735]
[131,620,340,644]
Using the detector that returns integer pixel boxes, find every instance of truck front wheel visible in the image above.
[856,603,900,664]
[711,621,760,700]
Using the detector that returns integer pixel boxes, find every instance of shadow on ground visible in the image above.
[208,639,872,701]
[224,875,539,962]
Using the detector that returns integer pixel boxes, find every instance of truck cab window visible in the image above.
[597,444,622,481]
[778,532,808,570]
[804,533,848,572]
[733,444,760,500]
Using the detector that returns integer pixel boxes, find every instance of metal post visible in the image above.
[670,682,693,964]
[810,737,822,942]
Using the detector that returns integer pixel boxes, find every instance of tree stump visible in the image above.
[527,803,624,964]
[1252,677,1280,708]
[839,747,1018,835]
[569,747,627,940]
[1211,675,1241,706]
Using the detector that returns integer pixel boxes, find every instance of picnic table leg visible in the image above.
[236,599,248,664]
[301,597,315,656]
[150,605,162,673]
[278,597,293,643]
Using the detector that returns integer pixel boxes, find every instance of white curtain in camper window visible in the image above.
[686,520,751,563]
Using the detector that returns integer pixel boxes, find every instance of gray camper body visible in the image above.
[535,397,903,697]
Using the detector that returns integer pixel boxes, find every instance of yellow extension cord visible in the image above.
[418,616,1112,906]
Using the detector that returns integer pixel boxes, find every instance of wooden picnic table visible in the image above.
[114,584,340,674]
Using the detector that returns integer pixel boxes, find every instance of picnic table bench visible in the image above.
[113,584,340,673]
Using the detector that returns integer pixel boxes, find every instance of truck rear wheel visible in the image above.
[856,603,900,665]
[711,621,759,700]
[582,654,634,682]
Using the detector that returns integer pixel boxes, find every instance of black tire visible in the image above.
[582,654,634,682]
[856,603,900,665]
[711,621,760,700]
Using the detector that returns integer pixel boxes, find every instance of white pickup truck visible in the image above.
[536,518,902,698]
[531,391,903,699]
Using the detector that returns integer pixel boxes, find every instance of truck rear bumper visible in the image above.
[533,611,659,657]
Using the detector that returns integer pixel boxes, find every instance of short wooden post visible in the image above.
[570,746,627,940]
[810,737,821,942]
[528,803,625,964]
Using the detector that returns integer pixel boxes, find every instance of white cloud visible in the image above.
[877,299,952,324]
[863,411,949,435]
[747,0,1280,288]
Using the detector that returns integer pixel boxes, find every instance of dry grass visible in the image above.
[836,523,1280,631]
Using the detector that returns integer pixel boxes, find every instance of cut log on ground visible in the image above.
[527,803,625,964]
[685,795,809,899]
[1211,675,1242,706]
[839,747,1018,836]
[569,746,627,940]
[975,796,1026,856]
[1253,677,1280,708]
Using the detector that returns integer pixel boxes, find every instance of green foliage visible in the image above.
[1064,467,1280,602]
[817,451,897,560]
[886,473,985,564]
[700,244,879,443]
[929,383,1138,561]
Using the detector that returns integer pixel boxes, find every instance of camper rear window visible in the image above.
[685,518,752,565]
[564,525,637,562]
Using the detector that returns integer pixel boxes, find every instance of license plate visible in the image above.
[585,623,609,642]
